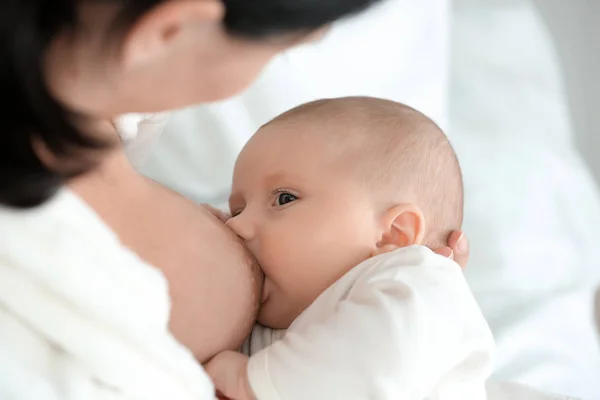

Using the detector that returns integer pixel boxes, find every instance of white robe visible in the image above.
[0,189,214,400]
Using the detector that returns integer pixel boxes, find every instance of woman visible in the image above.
[0,0,468,398]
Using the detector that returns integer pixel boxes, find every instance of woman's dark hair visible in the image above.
[0,0,379,208]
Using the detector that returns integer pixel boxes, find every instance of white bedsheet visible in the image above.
[137,0,600,398]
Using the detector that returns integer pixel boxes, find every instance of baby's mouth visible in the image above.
[248,249,269,306]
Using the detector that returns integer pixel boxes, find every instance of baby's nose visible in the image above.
[225,213,255,241]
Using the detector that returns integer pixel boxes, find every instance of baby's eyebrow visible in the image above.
[264,172,287,187]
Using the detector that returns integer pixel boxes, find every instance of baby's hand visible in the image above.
[205,351,255,400]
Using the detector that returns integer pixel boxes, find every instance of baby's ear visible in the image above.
[373,204,425,256]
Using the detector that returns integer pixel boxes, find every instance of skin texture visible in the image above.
[45,2,469,363]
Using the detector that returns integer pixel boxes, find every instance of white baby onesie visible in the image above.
[244,246,495,400]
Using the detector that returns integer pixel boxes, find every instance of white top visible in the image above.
[0,190,214,400]
[245,247,495,400]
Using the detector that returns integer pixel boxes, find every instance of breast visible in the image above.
[166,210,263,362]
[71,160,262,363]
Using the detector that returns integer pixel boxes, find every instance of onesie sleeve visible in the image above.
[246,249,495,400]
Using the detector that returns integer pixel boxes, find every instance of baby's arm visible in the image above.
[205,351,255,400]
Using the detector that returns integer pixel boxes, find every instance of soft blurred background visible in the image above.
[132,0,600,398]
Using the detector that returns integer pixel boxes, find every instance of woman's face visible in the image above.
[44,1,312,118]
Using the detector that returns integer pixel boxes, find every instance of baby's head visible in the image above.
[227,97,463,328]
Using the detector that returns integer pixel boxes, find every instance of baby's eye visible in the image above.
[275,192,298,206]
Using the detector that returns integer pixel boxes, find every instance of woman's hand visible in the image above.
[433,231,469,269]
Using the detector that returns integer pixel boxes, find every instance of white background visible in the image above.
[535,0,600,185]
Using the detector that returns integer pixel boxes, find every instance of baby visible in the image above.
[205,97,494,400]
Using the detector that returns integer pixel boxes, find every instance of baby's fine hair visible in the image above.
[268,96,463,249]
